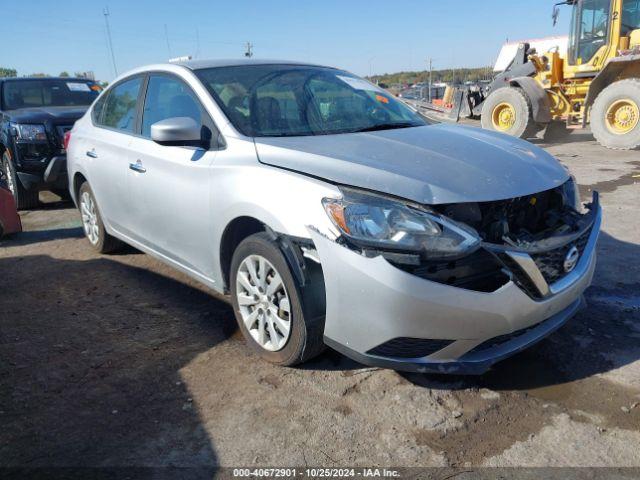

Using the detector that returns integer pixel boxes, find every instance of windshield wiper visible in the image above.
[351,122,420,133]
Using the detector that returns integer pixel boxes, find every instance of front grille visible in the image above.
[530,227,591,284]
[397,248,510,293]
[367,338,454,359]
[495,252,540,298]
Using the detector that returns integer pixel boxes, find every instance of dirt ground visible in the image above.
[1,127,639,469]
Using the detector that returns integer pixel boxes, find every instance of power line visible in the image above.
[103,7,118,77]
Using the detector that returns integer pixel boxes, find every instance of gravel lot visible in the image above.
[1,128,639,469]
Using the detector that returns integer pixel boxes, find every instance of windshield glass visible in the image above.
[2,79,101,110]
[195,65,426,137]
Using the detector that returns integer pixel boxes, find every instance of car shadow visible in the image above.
[1,226,84,246]
[309,231,640,392]
[0,254,232,470]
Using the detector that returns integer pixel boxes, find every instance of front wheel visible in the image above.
[591,79,640,150]
[2,153,39,210]
[230,232,325,366]
[481,87,537,138]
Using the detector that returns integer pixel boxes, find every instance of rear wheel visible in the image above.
[591,79,640,150]
[78,182,122,253]
[481,87,537,138]
[230,232,325,366]
[2,153,39,210]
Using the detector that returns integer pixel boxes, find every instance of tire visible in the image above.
[591,79,640,150]
[481,87,538,138]
[230,232,325,366]
[78,182,122,253]
[2,153,39,210]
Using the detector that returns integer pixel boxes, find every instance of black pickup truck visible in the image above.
[0,77,101,209]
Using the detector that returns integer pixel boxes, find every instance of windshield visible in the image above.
[195,65,426,137]
[2,79,101,110]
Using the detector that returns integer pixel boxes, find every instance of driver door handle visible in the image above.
[129,160,146,173]
[86,150,98,158]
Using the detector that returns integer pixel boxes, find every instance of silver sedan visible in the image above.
[66,59,600,374]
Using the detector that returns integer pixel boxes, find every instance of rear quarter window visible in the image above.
[101,77,142,133]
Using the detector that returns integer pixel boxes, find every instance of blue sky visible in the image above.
[3,0,571,81]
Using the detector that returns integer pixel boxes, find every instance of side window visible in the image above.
[92,93,107,124]
[101,77,142,133]
[141,75,207,138]
[622,0,640,36]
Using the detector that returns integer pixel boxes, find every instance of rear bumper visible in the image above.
[309,201,601,375]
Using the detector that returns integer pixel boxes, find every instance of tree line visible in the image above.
[0,67,93,79]
[368,66,495,86]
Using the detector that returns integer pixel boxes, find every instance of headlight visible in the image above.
[561,176,582,212]
[322,188,480,259]
[12,123,47,142]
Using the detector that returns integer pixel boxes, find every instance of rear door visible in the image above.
[127,73,219,278]
[86,75,144,237]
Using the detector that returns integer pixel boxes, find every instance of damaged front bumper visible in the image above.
[309,193,602,375]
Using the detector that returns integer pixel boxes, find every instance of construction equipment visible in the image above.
[415,0,640,150]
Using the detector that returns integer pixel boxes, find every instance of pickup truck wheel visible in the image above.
[481,87,537,138]
[230,232,325,366]
[78,182,121,253]
[591,79,640,150]
[2,153,39,210]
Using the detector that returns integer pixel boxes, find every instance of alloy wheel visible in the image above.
[80,191,100,245]
[235,254,292,352]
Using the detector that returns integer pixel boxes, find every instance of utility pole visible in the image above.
[244,42,253,58]
[428,58,433,102]
[103,7,118,77]
[164,24,172,58]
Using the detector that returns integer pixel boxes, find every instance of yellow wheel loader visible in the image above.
[423,0,640,150]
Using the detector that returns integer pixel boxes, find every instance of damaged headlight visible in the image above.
[561,176,582,212]
[11,123,47,142]
[322,188,480,259]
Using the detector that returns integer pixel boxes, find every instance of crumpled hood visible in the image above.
[9,106,88,124]
[254,124,569,204]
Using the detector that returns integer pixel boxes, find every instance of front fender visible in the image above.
[509,76,552,124]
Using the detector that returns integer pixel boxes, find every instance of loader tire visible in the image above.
[481,87,537,139]
[591,79,640,150]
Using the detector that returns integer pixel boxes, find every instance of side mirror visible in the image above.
[151,117,202,147]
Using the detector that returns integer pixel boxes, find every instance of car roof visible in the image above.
[175,58,329,70]
[0,77,95,82]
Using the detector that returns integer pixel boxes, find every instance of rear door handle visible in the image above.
[129,160,146,173]
[86,150,98,158]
